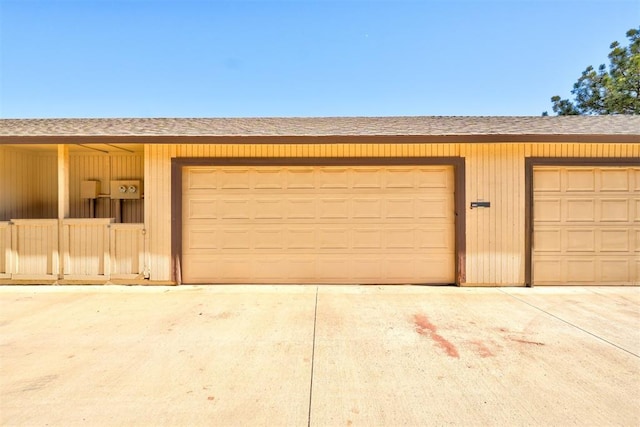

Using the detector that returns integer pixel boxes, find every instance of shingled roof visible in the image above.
[1,116,639,143]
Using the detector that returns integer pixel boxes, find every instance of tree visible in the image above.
[546,27,639,115]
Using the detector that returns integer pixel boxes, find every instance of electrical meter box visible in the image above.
[110,180,142,200]
[80,180,101,199]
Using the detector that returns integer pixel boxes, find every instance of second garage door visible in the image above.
[182,165,455,284]
[533,166,639,285]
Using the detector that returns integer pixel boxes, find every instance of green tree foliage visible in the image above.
[547,27,639,115]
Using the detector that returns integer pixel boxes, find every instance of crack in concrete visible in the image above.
[307,286,319,427]
[499,289,639,359]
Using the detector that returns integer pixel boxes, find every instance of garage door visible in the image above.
[182,165,455,284]
[533,166,639,285]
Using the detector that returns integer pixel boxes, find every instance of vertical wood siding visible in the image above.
[11,219,59,279]
[69,153,144,222]
[62,219,111,279]
[0,147,57,220]
[145,144,174,281]
[110,224,145,278]
[460,143,526,284]
[0,222,9,277]
[146,142,639,284]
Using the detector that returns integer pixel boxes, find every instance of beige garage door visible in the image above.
[533,166,639,285]
[182,165,455,284]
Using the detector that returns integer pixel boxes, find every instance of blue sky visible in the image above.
[0,0,638,118]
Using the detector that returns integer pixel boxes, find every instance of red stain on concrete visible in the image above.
[207,396,215,401]
[413,314,459,358]
[470,340,495,358]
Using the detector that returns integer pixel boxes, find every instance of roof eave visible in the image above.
[1,133,640,144]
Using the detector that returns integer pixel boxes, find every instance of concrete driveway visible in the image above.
[1,285,638,426]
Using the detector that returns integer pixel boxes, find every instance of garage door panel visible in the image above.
[352,229,382,249]
[252,258,288,280]
[600,229,630,252]
[416,228,453,249]
[352,168,382,188]
[220,199,250,219]
[252,169,284,189]
[285,228,316,249]
[353,198,382,219]
[220,169,251,189]
[565,199,595,222]
[186,229,219,250]
[601,259,631,282]
[285,199,316,219]
[254,229,284,249]
[533,258,562,283]
[566,169,596,191]
[417,198,452,218]
[386,199,414,218]
[566,259,596,282]
[221,229,250,249]
[351,259,382,280]
[534,169,561,192]
[601,169,629,191]
[319,169,349,188]
[416,168,450,188]
[286,169,315,189]
[253,199,285,219]
[533,166,638,285]
[533,229,562,252]
[187,169,218,189]
[600,199,629,221]
[386,169,415,188]
[566,230,595,252]
[534,199,561,222]
[414,255,455,282]
[319,198,349,219]
[386,228,415,249]
[183,165,455,284]
[187,199,218,219]
[319,228,349,249]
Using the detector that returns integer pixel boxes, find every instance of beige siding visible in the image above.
[62,219,111,279]
[145,142,640,284]
[11,219,59,279]
[110,223,145,278]
[0,146,57,220]
[145,144,174,281]
[69,153,144,222]
[0,222,10,278]
[460,143,526,285]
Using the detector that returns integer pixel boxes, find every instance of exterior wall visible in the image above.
[0,146,57,220]
[0,221,10,278]
[69,152,144,222]
[146,142,640,284]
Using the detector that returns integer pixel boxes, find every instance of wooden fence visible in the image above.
[1,219,145,281]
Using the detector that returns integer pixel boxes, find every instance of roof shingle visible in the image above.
[0,116,638,138]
